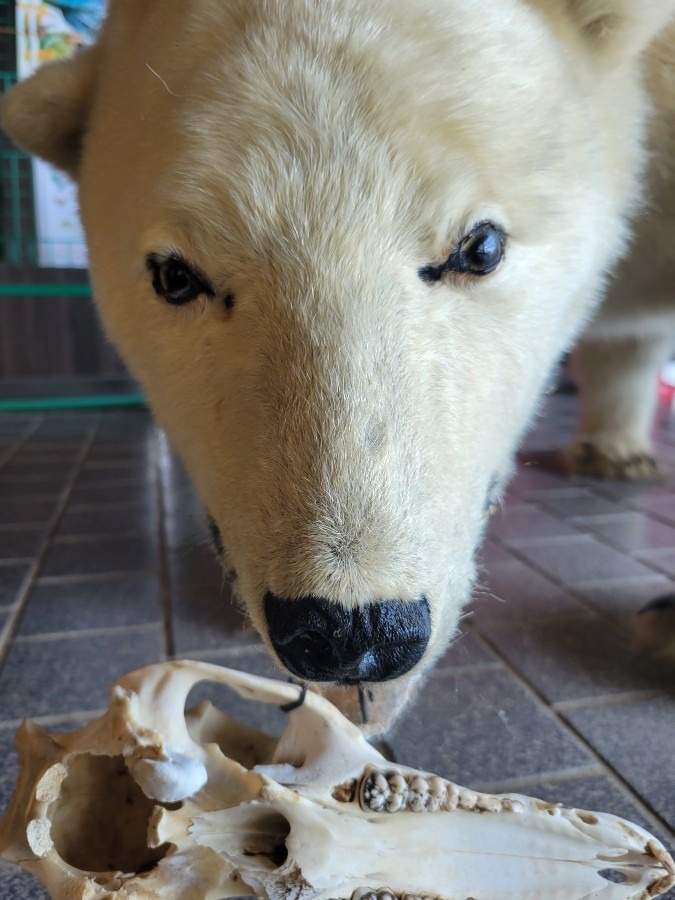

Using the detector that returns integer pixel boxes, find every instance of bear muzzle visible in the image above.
[264,592,431,684]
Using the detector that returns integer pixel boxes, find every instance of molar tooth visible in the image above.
[545,804,563,817]
[443,782,460,810]
[407,775,430,812]
[385,771,408,812]
[458,788,478,810]
[350,893,436,900]
[426,776,446,812]
[476,795,502,814]
[501,797,525,813]
[386,791,406,813]
[362,770,391,811]
[332,779,357,803]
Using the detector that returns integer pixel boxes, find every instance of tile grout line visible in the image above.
[603,493,675,528]
[14,622,163,644]
[155,430,176,660]
[554,519,675,577]
[0,467,79,482]
[484,531,666,645]
[60,500,154,513]
[70,479,159,492]
[181,642,269,661]
[0,419,42,470]
[51,531,158,545]
[82,459,156,468]
[473,763,607,795]
[0,708,107,732]
[551,689,670,714]
[431,659,503,677]
[36,570,157,586]
[550,688,673,715]
[0,523,53,534]
[501,486,675,579]
[0,424,100,671]
[570,573,675,590]
[469,624,675,840]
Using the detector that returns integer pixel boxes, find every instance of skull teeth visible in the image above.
[348,891,443,900]
[358,766,517,815]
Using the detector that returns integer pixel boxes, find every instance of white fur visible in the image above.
[3,0,675,701]
[569,24,675,477]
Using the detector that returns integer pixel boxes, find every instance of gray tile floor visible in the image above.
[0,393,674,898]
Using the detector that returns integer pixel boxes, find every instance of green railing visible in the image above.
[0,105,143,408]
[1,147,38,269]
[0,70,15,91]
[1,66,93,282]
[0,394,146,412]
[0,17,143,408]
[0,144,93,293]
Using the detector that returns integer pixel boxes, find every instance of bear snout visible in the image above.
[264,592,431,684]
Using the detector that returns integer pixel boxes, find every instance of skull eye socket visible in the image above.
[419,221,506,284]
[148,254,214,306]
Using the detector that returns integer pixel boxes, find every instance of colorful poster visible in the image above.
[15,1,106,268]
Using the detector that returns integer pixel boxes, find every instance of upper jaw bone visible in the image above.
[0,660,672,900]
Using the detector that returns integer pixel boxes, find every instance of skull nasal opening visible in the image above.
[264,593,431,684]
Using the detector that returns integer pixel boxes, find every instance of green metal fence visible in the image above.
[0,8,143,410]
[0,0,15,72]
[0,69,92,282]
[1,144,38,269]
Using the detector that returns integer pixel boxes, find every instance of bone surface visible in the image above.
[0,661,673,899]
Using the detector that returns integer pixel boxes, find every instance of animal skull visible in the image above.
[1,661,673,899]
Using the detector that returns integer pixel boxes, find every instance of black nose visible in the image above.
[264,592,431,684]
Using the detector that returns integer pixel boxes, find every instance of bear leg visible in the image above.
[568,332,673,480]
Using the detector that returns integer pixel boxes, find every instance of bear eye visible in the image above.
[456,222,505,275]
[148,254,213,305]
[419,222,506,283]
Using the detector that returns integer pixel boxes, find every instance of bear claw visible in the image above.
[567,442,661,481]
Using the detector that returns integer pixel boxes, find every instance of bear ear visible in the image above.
[1,44,98,179]
[567,1,675,59]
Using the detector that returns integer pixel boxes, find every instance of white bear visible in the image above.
[569,24,675,480]
[4,0,675,727]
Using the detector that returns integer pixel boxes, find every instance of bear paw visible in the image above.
[634,594,675,661]
[567,442,661,481]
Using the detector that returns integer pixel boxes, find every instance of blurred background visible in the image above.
[0,0,138,410]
